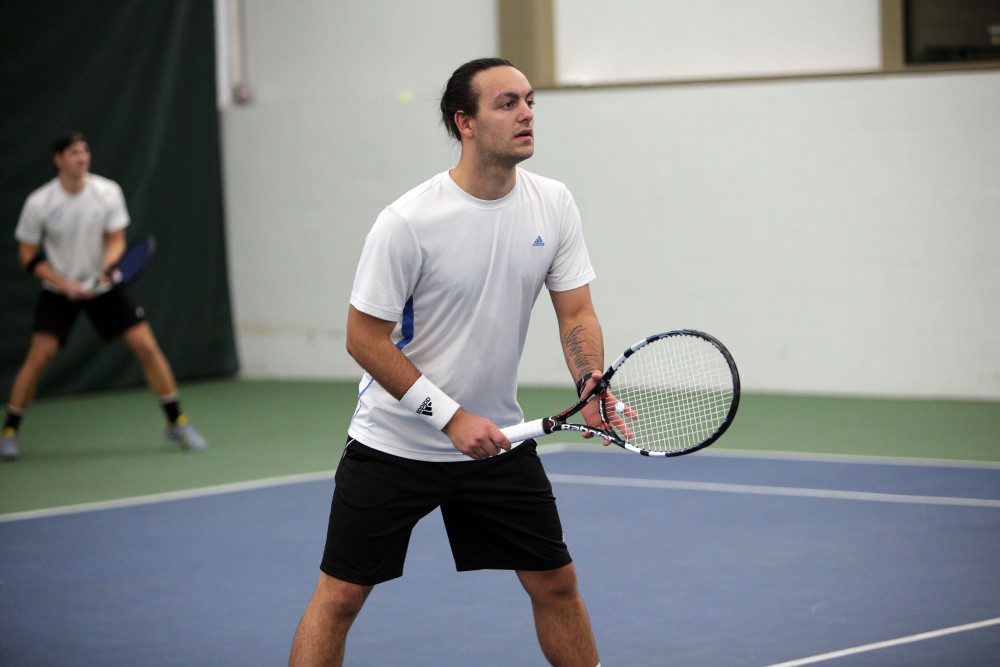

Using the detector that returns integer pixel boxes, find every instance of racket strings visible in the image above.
[609,335,735,453]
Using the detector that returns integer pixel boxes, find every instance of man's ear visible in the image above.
[454,110,475,139]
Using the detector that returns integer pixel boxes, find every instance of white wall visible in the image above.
[554,0,881,84]
[221,0,496,379]
[220,1,1000,400]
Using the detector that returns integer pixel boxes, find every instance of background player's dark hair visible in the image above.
[52,130,87,155]
[439,57,515,142]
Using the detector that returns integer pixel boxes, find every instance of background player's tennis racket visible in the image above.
[501,330,740,456]
[87,235,156,292]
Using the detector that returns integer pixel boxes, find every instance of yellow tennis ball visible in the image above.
[396,90,413,104]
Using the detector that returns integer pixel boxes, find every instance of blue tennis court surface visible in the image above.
[2,448,998,666]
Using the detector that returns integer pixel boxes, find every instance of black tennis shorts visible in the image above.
[320,438,572,586]
[34,287,145,347]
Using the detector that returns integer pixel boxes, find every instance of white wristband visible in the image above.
[400,375,460,431]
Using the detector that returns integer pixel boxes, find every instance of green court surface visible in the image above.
[1,379,997,515]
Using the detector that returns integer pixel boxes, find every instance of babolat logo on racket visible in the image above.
[416,397,433,416]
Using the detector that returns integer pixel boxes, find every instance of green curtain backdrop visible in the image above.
[0,0,238,397]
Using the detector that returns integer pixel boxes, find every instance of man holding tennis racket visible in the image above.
[290,59,605,667]
[1,131,206,460]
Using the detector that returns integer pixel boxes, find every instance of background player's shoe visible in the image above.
[1,430,19,461]
[165,420,207,451]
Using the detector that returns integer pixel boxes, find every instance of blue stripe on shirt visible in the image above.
[396,296,414,350]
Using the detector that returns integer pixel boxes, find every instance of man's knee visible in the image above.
[123,323,162,361]
[517,563,581,602]
[312,573,372,621]
[23,334,59,371]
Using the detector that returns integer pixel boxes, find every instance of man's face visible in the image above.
[54,140,91,178]
[468,66,535,165]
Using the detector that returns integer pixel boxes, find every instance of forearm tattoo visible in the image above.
[562,325,600,380]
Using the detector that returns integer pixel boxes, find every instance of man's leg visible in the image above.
[7,332,60,412]
[2,333,60,459]
[289,572,373,667]
[122,322,206,449]
[122,322,177,397]
[518,563,600,667]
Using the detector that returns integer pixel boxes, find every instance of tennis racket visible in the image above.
[87,235,156,292]
[501,330,740,457]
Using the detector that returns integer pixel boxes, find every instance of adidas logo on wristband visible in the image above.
[401,375,460,431]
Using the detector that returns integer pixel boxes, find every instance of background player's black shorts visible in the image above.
[34,287,146,346]
[320,438,572,586]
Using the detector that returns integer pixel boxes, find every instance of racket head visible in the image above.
[114,235,156,284]
[598,330,740,456]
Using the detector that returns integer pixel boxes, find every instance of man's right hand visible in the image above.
[443,409,511,460]
[61,281,94,301]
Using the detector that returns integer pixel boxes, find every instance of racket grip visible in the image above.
[500,419,547,444]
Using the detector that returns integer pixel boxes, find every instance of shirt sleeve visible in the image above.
[545,190,596,292]
[14,193,45,244]
[103,180,130,233]
[349,208,422,322]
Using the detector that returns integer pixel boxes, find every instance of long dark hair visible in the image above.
[439,57,514,142]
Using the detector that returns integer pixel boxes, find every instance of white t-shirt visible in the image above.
[14,174,130,290]
[348,168,596,462]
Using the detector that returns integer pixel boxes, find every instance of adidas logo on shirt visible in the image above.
[417,397,433,416]
[533,235,545,247]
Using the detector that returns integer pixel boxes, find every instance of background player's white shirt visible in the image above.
[349,168,596,462]
[14,174,130,290]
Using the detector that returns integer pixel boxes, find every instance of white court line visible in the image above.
[2,446,998,522]
[0,470,336,523]
[701,447,1000,470]
[547,474,1000,508]
[0,446,575,522]
[763,617,1000,666]
[544,441,1000,469]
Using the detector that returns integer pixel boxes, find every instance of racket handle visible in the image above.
[500,419,548,445]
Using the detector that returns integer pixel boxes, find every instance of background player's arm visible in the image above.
[102,229,127,278]
[18,241,91,301]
